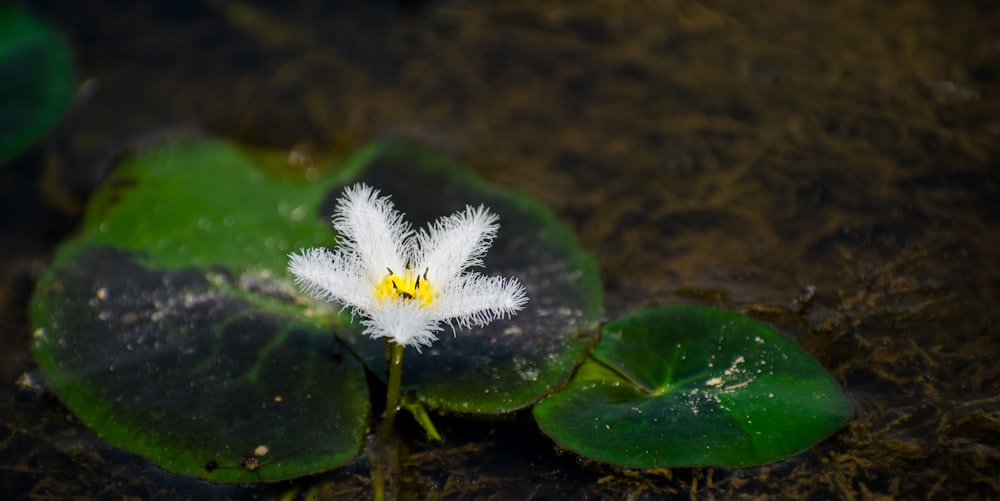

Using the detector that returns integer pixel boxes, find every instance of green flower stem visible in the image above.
[382,340,405,429]
[370,448,387,501]
[371,339,406,500]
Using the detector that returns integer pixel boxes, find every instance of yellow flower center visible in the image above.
[374,266,433,307]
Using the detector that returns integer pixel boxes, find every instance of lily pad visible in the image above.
[337,143,604,414]
[31,139,377,482]
[31,137,604,481]
[0,6,74,164]
[533,305,852,468]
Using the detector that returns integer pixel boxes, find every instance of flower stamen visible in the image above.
[376,266,433,306]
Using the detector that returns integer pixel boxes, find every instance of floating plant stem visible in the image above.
[289,182,528,498]
[381,340,405,430]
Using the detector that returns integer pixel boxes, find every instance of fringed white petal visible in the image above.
[331,184,410,282]
[416,205,499,291]
[362,301,444,349]
[289,183,528,350]
[287,247,376,313]
[431,272,528,329]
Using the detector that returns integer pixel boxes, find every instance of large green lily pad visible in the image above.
[534,305,851,468]
[0,6,74,164]
[31,140,376,482]
[338,143,604,414]
[31,138,604,481]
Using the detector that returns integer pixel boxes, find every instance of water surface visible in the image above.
[1,1,997,498]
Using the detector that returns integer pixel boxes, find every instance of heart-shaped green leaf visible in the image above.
[0,6,74,164]
[337,143,604,414]
[31,139,377,482]
[533,305,851,468]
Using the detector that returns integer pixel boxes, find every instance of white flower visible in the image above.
[288,183,528,348]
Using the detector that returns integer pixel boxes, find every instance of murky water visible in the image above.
[2,1,997,498]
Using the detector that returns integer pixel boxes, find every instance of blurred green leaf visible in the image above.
[0,6,73,164]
